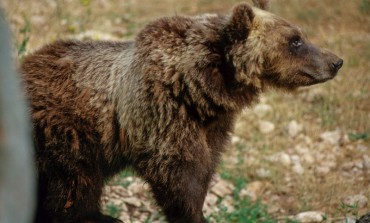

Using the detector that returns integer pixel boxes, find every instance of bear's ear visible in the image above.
[223,3,255,42]
[252,0,270,10]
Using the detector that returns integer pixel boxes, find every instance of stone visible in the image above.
[31,15,46,27]
[204,193,218,206]
[357,144,368,152]
[127,180,149,195]
[210,179,234,197]
[122,197,142,207]
[279,152,292,166]
[287,120,303,138]
[108,185,130,197]
[109,198,124,206]
[268,205,283,214]
[255,168,271,178]
[290,155,301,164]
[320,130,341,145]
[292,163,304,174]
[303,153,315,164]
[341,162,355,171]
[119,212,130,222]
[240,181,270,202]
[315,166,331,176]
[294,211,325,223]
[259,120,275,134]
[231,135,241,144]
[253,104,272,117]
[267,152,291,166]
[343,194,368,208]
[220,196,235,213]
[363,155,370,169]
[341,217,357,223]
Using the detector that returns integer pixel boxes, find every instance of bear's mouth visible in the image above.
[300,71,335,86]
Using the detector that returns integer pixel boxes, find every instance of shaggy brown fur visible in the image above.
[22,1,343,223]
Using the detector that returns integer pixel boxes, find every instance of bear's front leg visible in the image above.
[134,137,213,223]
[148,163,211,223]
[153,169,210,223]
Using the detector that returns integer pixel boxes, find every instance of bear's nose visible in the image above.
[331,59,343,73]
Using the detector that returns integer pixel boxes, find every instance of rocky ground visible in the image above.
[99,93,370,223]
[100,106,370,222]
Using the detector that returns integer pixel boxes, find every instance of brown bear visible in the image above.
[21,1,343,223]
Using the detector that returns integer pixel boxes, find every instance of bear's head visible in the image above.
[225,2,343,90]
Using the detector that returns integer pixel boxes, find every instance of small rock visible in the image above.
[315,166,331,176]
[303,153,315,164]
[210,179,234,197]
[363,155,370,169]
[122,197,142,207]
[279,153,292,166]
[288,120,303,138]
[343,194,368,208]
[126,176,134,182]
[109,198,123,206]
[320,130,341,145]
[204,193,218,206]
[268,205,283,214]
[109,185,130,197]
[294,211,325,223]
[31,15,46,27]
[240,181,270,202]
[119,212,130,222]
[290,155,301,164]
[354,160,364,169]
[303,135,313,144]
[127,180,149,195]
[292,163,304,174]
[253,104,272,117]
[223,155,239,165]
[268,152,291,166]
[220,196,235,213]
[339,217,357,223]
[341,162,355,171]
[255,168,271,178]
[357,144,368,152]
[231,136,241,144]
[259,121,275,134]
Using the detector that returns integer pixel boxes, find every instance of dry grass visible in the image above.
[1,0,369,220]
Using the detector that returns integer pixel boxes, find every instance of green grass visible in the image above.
[360,0,370,14]
[337,201,360,222]
[17,16,31,58]
[207,179,275,223]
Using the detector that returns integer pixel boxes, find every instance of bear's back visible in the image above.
[22,40,134,175]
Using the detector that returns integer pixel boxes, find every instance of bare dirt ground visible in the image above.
[1,0,369,222]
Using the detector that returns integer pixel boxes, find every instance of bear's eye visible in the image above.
[290,37,303,48]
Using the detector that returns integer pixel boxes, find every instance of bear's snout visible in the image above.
[330,58,343,73]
